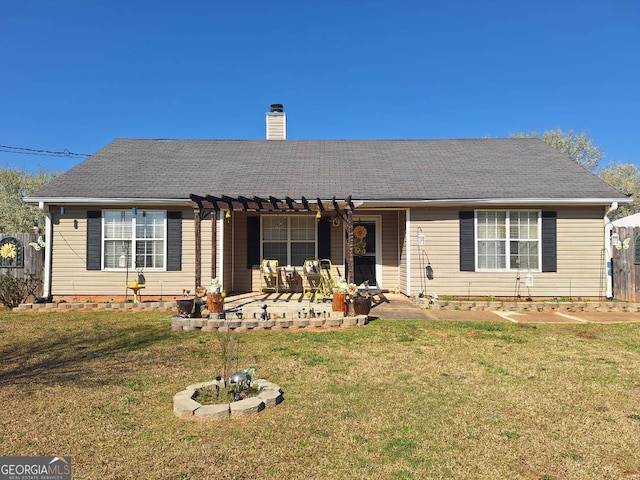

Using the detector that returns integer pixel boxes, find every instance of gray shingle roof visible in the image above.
[30,138,626,202]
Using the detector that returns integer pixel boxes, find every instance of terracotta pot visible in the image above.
[332,292,348,315]
[176,298,194,316]
[207,293,225,313]
[352,297,372,316]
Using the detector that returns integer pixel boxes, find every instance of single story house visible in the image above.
[24,105,630,302]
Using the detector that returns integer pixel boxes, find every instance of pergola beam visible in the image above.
[189,192,359,292]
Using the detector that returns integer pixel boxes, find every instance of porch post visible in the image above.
[211,212,217,281]
[346,209,354,284]
[195,208,201,288]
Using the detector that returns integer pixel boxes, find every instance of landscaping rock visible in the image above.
[194,403,230,419]
[230,397,265,416]
[173,390,201,418]
[257,389,283,407]
[343,317,358,327]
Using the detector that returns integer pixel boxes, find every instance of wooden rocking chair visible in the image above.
[260,259,279,293]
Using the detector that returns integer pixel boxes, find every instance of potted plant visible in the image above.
[332,277,349,315]
[176,289,195,317]
[207,278,226,314]
[349,283,372,315]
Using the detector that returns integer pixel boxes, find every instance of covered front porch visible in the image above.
[188,194,405,296]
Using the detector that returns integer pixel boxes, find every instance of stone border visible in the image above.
[173,378,283,420]
[413,297,640,313]
[172,315,369,332]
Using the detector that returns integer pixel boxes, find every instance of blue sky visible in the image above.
[1,0,638,173]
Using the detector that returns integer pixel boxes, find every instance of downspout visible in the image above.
[218,211,225,291]
[406,208,411,296]
[604,201,618,299]
[39,202,52,300]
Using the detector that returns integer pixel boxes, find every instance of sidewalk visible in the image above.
[370,294,640,323]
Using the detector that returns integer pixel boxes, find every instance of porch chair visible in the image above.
[302,258,322,299]
[260,259,279,293]
[317,258,337,300]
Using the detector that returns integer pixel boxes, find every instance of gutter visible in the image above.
[23,197,192,206]
[358,197,633,208]
[604,202,619,299]
[39,202,52,300]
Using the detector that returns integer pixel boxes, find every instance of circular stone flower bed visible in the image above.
[173,378,284,420]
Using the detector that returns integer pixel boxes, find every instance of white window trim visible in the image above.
[475,209,542,272]
[260,214,317,266]
[101,209,168,271]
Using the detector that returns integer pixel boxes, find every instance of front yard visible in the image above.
[1,311,639,479]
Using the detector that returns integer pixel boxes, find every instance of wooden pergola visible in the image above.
[189,194,361,290]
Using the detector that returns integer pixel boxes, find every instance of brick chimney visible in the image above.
[266,103,286,140]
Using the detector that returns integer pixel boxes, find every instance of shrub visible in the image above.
[0,273,41,308]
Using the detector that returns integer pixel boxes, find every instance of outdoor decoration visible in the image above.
[614,237,631,250]
[0,242,17,261]
[0,238,23,268]
[28,236,46,251]
[353,224,367,255]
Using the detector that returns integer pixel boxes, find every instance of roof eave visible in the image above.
[23,196,632,209]
[22,197,192,207]
[358,197,633,208]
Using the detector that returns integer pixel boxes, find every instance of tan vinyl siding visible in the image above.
[408,206,607,298]
[222,213,233,293]
[399,209,408,294]
[376,210,401,291]
[50,206,196,299]
[233,213,252,292]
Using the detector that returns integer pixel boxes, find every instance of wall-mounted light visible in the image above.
[33,224,40,234]
[132,207,138,215]
[316,210,322,220]
[225,210,231,219]
[60,206,66,216]
[417,227,425,246]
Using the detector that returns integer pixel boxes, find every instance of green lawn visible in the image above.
[1,311,639,480]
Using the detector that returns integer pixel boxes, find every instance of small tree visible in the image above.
[1,167,58,232]
[598,161,640,219]
[511,129,603,171]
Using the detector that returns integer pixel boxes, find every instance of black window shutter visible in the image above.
[86,211,102,270]
[167,211,182,271]
[318,218,331,260]
[459,211,475,272]
[541,211,557,272]
[247,216,260,268]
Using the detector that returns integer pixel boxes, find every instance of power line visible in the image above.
[0,144,90,158]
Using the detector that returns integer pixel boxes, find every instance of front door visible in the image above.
[347,219,379,286]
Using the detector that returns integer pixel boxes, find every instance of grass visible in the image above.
[1,311,639,479]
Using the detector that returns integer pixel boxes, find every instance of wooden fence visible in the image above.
[612,226,640,302]
[0,232,44,298]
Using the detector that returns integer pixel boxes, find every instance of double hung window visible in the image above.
[103,210,166,270]
[476,210,540,271]
[262,216,316,266]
